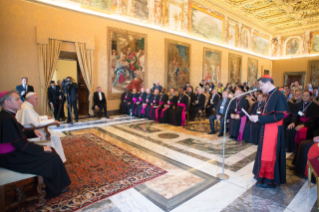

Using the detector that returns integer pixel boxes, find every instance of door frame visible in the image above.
[283,71,306,89]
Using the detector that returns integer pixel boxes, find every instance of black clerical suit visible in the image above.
[209,98,230,134]
[127,93,139,115]
[228,97,249,140]
[189,94,206,121]
[0,109,71,198]
[16,84,34,101]
[93,91,108,118]
[151,93,168,121]
[283,100,294,132]
[169,94,189,126]
[120,91,132,114]
[160,95,178,123]
[243,101,264,144]
[66,82,79,122]
[285,101,319,152]
[206,93,220,117]
[57,87,66,121]
[48,85,60,119]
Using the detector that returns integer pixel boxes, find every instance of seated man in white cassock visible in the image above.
[15,92,66,162]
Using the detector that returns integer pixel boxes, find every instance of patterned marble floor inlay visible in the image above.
[177,138,252,158]
[113,122,256,172]
[221,155,307,212]
[158,133,180,139]
[66,127,219,212]
[128,122,161,133]
[183,122,211,133]
[55,118,316,212]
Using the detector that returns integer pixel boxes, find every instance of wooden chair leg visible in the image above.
[0,185,5,211]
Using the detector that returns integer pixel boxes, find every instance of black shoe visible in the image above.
[61,187,69,194]
[208,131,215,134]
[189,119,194,122]
[106,116,110,118]
[257,183,276,188]
[217,133,223,137]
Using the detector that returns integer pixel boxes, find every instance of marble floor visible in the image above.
[52,116,318,212]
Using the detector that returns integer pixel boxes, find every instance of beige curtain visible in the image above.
[75,43,94,116]
[38,39,63,115]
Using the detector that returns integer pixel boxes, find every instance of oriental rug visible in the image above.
[6,133,167,212]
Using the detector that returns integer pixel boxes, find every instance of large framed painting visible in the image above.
[310,32,319,54]
[253,32,269,56]
[189,3,224,43]
[247,58,258,87]
[285,37,301,55]
[107,27,147,99]
[203,48,222,85]
[165,39,191,89]
[228,53,242,84]
[308,60,319,85]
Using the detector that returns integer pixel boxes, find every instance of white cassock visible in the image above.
[16,101,66,162]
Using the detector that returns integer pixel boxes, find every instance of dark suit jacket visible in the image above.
[48,86,60,105]
[16,84,34,100]
[216,98,231,118]
[208,94,220,107]
[193,94,206,108]
[67,83,78,102]
[93,92,106,107]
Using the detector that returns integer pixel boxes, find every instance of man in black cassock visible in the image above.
[208,91,231,137]
[283,91,295,132]
[120,87,132,114]
[126,88,138,115]
[249,75,289,188]
[293,90,302,104]
[152,88,168,122]
[169,88,189,126]
[148,89,160,119]
[285,91,319,152]
[0,90,71,197]
[228,87,249,140]
[159,88,178,123]
[243,92,264,144]
[189,88,206,121]
[136,88,153,118]
[206,89,219,117]
[133,87,146,116]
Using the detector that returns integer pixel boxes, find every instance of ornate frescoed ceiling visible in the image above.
[197,0,319,35]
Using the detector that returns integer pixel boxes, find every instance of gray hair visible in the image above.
[0,90,19,107]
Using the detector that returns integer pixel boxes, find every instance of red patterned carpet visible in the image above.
[6,133,167,211]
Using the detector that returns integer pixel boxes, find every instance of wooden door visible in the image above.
[77,62,89,115]
[287,75,301,86]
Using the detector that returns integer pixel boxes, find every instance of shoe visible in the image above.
[105,116,110,119]
[257,183,276,188]
[60,187,69,194]
[189,119,194,122]
[208,131,215,134]
[217,133,223,137]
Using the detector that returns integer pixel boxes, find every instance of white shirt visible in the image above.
[16,101,54,127]
[99,92,102,101]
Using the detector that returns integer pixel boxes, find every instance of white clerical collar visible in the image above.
[25,101,34,108]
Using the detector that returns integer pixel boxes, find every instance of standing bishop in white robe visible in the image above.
[16,92,66,162]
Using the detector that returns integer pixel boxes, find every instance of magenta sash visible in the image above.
[295,117,310,144]
[132,97,137,104]
[141,101,149,114]
[155,101,164,122]
[237,111,247,141]
[0,143,15,154]
[161,102,172,118]
[177,103,186,126]
[283,114,289,119]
